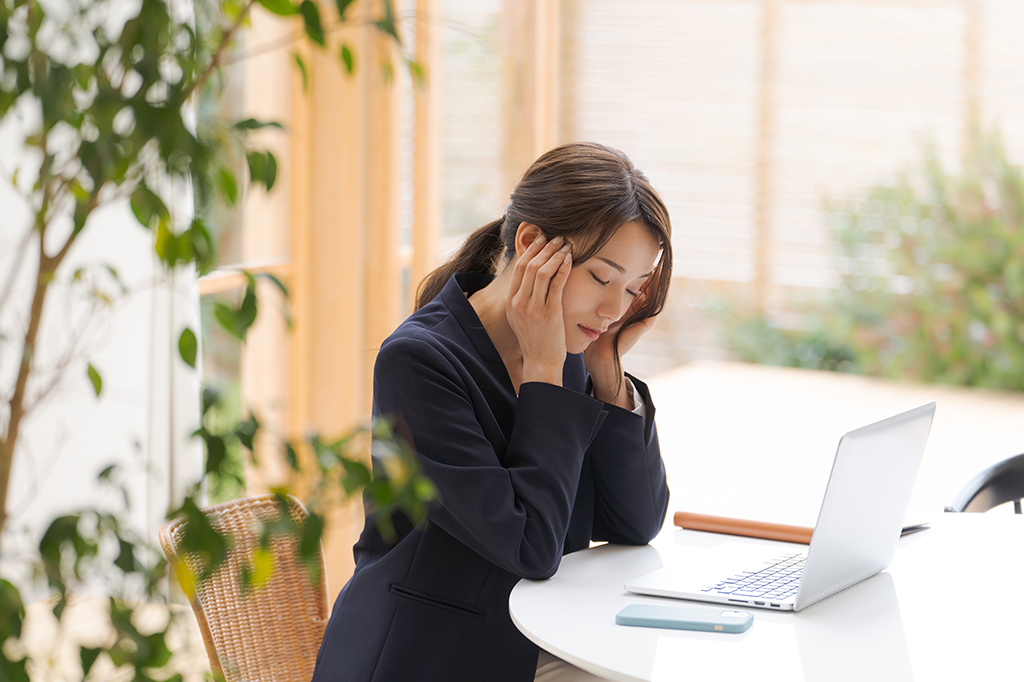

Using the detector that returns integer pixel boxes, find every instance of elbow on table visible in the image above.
[518,556,562,581]
[511,538,566,580]
[597,497,669,546]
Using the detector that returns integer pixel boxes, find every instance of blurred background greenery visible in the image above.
[721,129,1024,392]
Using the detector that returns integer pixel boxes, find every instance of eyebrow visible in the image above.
[596,256,654,280]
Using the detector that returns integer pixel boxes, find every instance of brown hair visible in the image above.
[416,141,673,376]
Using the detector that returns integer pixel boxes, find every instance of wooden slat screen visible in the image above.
[433,0,1024,369]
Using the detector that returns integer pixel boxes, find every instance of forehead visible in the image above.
[583,221,661,274]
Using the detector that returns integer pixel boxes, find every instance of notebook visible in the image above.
[625,402,936,612]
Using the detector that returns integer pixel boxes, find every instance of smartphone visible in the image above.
[615,604,753,633]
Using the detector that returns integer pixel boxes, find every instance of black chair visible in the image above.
[945,453,1024,514]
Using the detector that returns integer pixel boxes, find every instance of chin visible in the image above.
[566,337,593,355]
[566,324,598,355]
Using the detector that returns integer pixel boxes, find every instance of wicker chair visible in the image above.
[159,494,329,682]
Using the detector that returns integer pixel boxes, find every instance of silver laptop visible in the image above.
[625,402,936,612]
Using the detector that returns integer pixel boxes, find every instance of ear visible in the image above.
[513,222,543,258]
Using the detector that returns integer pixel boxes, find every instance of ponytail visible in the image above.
[415,218,506,309]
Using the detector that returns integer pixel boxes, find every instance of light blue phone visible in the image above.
[615,604,753,633]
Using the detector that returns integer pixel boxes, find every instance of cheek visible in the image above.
[560,272,590,317]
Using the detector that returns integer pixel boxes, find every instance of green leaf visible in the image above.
[130,185,168,230]
[247,150,278,192]
[189,219,217,272]
[114,538,137,573]
[255,272,293,330]
[201,386,221,416]
[339,457,372,496]
[214,302,240,340]
[213,281,259,341]
[176,498,229,580]
[284,442,300,471]
[73,194,91,235]
[178,328,197,368]
[0,654,30,682]
[235,413,260,452]
[0,579,26,641]
[217,166,238,205]
[203,432,228,477]
[256,272,289,298]
[340,43,355,74]
[154,221,180,267]
[299,1,326,46]
[299,513,325,583]
[406,58,426,87]
[374,0,401,45]
[53,593,69,620]
[238,283,258,332]
[257,0,299,16]
[292,52,309,91]
[87,363,102,397]
[234,118,284,131]
[249,547,275,588]
[334,0,356,20]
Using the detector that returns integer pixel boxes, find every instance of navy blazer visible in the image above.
[311,273,669,682]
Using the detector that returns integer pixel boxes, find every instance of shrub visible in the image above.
[723,130,1024,391]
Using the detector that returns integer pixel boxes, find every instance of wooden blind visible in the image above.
[555,0,1024,368]
[562,0,763,284]
[432,0,1024,366]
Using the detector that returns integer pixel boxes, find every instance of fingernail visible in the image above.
[560,243,571,252]
[552,235,564,245]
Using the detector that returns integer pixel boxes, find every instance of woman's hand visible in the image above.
[584,290,657,409]
[506,235,573,387]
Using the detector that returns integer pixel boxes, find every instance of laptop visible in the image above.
[625,402,936,612]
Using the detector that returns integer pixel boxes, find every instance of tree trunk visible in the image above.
[0,245,54,545]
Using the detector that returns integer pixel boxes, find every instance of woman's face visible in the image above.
[562,221,661,354]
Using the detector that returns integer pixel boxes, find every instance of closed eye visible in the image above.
[590,272,609,286]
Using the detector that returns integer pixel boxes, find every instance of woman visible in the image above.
[312,142,673,682]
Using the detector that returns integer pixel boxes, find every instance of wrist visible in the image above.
[522,361,564,387]
[592,374,632,409]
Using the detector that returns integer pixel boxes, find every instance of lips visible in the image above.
[579,324,605,341]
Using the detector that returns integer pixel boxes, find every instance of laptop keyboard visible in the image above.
[702,552,805,601]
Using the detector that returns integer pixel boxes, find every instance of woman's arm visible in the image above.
[588,375,670,545]
[373,335,607,580]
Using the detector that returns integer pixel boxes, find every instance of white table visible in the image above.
[510,362,1024,681]
[511,515,1024,682]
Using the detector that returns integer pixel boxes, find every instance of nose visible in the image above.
[596,288,631,322]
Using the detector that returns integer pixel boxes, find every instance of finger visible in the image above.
[619,315,658,353]
[543,247,572,304]
[520,236,565,303]
[534,241,571,303]
[509,234,547,303]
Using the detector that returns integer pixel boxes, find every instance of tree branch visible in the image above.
[0,236,54,540]
[0,226,36,315]
[186,0,258,102]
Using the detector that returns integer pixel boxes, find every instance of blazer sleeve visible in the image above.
[588,374,670,545]
[373,336,608,580]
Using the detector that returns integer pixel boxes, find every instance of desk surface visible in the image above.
[511,515,1024,681]
[510,362,1024,681]
[645,361,1024,526]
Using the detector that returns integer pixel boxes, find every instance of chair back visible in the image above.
[946,453,1024,514]
[159,494,329,682]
